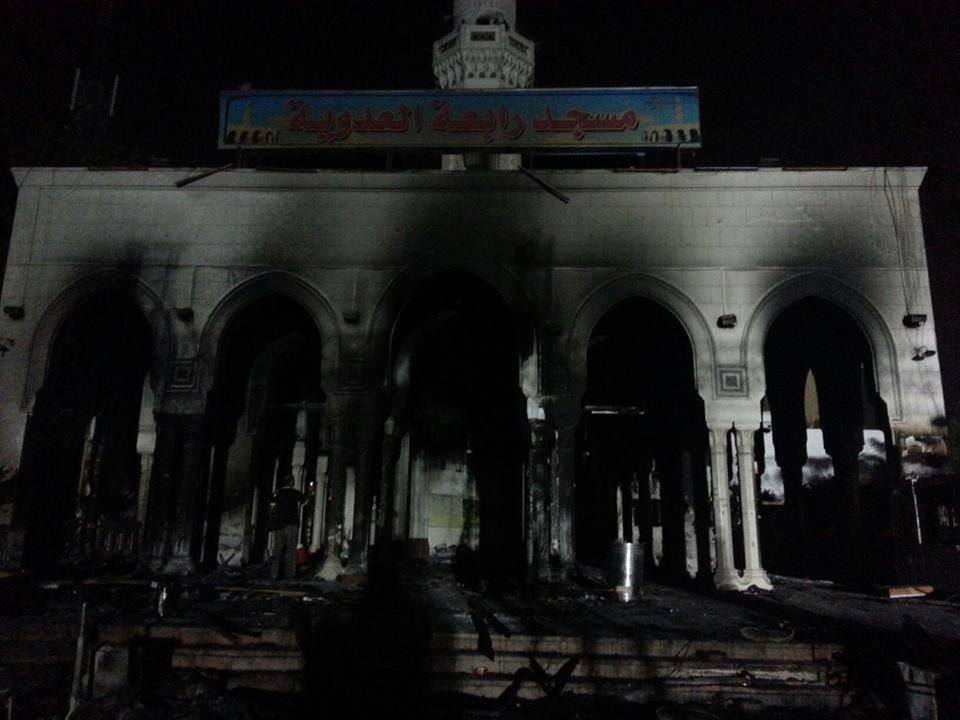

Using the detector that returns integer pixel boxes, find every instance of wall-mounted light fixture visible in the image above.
[3,306,24,320]
[912,346,936,361]
[903,313,928,328]
[717,314,737,329]
[176,307,194,322]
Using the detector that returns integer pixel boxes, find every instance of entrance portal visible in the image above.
[203,296,325,570]
[577,298,709,584]
[762,297,894,581]
[383,271,526,578]
[18,296,152,566]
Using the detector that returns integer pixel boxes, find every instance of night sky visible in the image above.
[2,0,959,425]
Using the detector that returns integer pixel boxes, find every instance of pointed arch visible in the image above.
[367,255,539,396]
[741,273,901,420]
[197,271,341,395]
[567,273,718,399]
[24,269,172,409]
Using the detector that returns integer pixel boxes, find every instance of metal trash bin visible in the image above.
[606,541,644,601]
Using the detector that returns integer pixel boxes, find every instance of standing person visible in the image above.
[270,474,303,580]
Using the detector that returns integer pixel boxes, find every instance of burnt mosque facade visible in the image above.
[0,0,950,591]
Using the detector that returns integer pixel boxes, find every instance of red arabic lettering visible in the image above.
[286,100,416,144]
[533,108,639,140]
[430,101,525,142]
[287,100,335,134]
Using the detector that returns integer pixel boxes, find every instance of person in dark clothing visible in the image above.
[270,474,304,579]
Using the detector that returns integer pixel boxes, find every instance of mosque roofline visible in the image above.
[11,166,927,191]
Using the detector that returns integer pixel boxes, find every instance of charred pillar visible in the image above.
[823,424,866,580]
[657,441,688,581]
[690,427,713,586]
[551,397,580,573]
[377,413,400,544]
[773,414,808,574]
[525,417,552,581]
[200,441,231,571]
[14,406,85,566]
[142,412,208,572]
[345,393,381,574]
[317,398,349,580]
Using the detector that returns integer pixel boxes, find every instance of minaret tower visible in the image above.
[433,0,535,90]
[433,1,534,169]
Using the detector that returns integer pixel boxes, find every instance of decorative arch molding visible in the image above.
[23,269,173,409]
[197,270,341,395]
[567,273,718,399]
[741,272,902,420]
[367,254,539,395]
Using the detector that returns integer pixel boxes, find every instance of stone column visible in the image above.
[525,418,551,581]
[309,453,329,554]
[135,431,155,557]
[827,430,864,580]
[551,397,580,573]
[345,397,381,574]
[175,415,210,572]
[200,443,230,571]
[141,413,209,573]
[317,400,347,580]
[377,415,399,543]
[707,425,741,590]
[733,424,772,590]
[141,414,176,566]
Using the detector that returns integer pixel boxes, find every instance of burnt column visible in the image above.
[200,442,230,571]
[346,394,381,574]
[821,365,867,581]
[551,397,580,573]
[141,412,209,573]
[142,413,178,566]
[689,428,714,587]
[378,414,400,543]
[317,398,348,580]
[827,433,865,580]
[525,417,552,581]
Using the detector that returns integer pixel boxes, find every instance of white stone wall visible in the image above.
[0,166,944,471]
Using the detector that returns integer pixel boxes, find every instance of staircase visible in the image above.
[98,620,305,694]
[428,631,850,713]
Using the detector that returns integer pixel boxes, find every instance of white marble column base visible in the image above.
[714,567,774,592]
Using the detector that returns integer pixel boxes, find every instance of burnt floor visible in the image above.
[1,563,959,719]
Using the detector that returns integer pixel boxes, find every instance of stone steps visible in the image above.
[426,631,850,712]
[97,620,305,694]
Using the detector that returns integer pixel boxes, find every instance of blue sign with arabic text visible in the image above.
[218,88,701,150]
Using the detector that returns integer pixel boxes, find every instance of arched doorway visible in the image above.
[202,295,326,571]
[18,295,153,566]
[761,296,895,581]
[382,271,527,578]
[576,297,710,584]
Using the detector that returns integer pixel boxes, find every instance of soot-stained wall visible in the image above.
[0,165,947,585]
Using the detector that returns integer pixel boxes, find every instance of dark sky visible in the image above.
[4,0,959,167]
[1,0,959,422]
